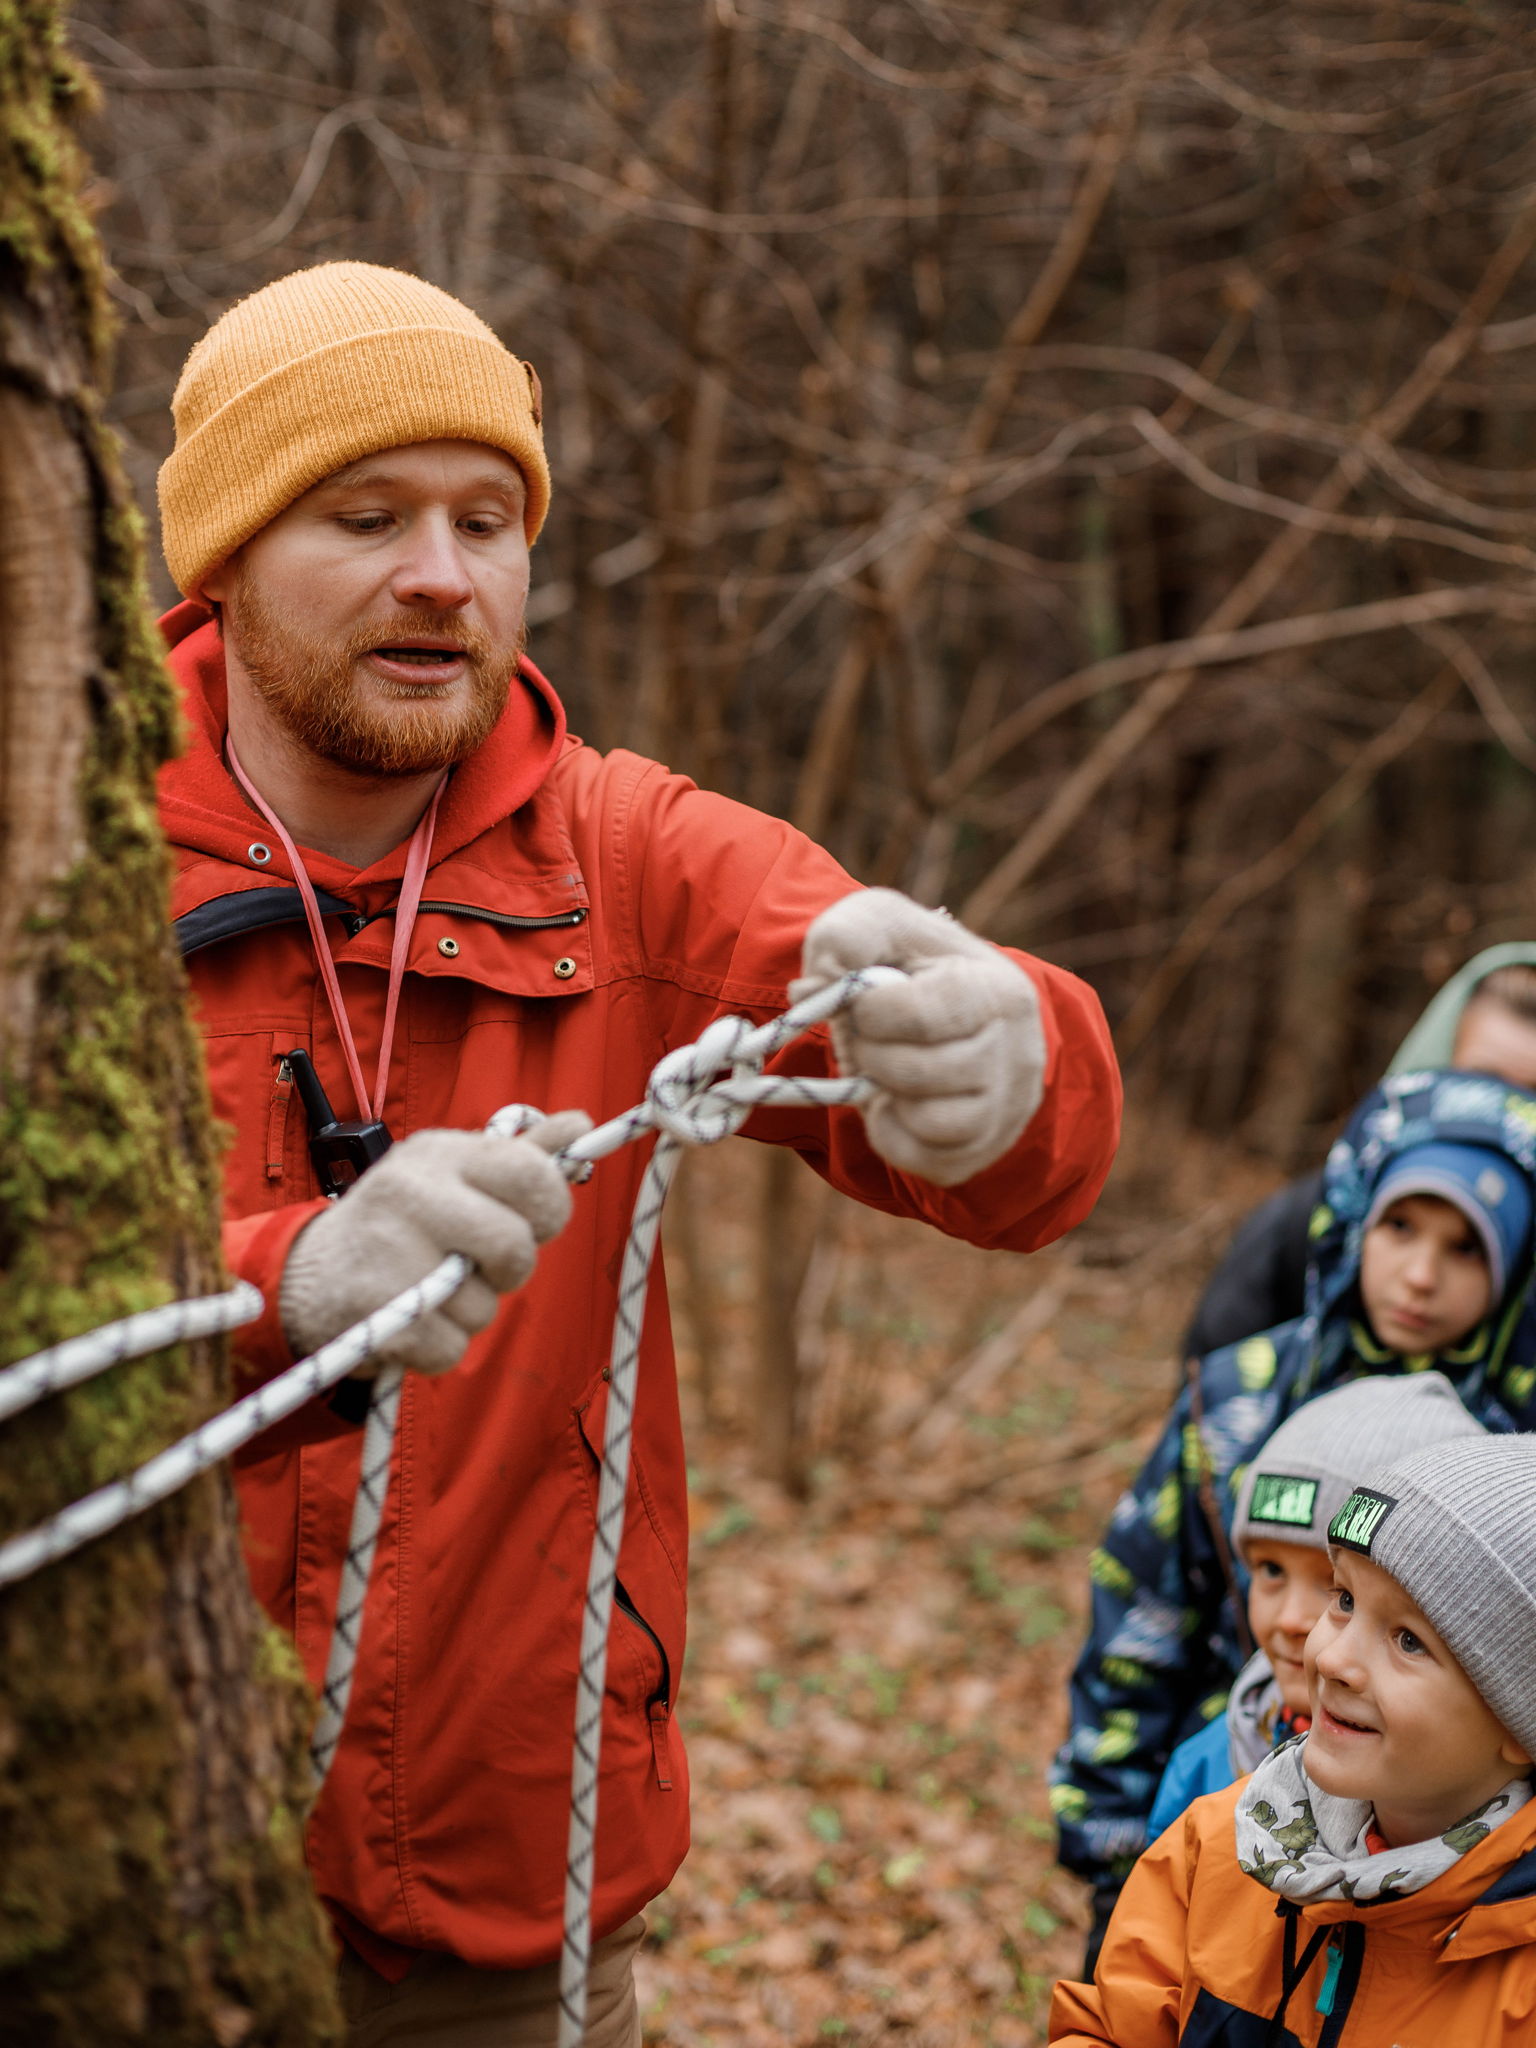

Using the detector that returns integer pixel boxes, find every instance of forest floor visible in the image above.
[634,1112,1282,2046]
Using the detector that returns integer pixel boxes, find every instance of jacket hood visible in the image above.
[1388,943,1536,1074]
[155,599,570,899]
[1293,1069,1536,1405]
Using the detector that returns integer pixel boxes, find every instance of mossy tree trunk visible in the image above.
[0,8,341,2042]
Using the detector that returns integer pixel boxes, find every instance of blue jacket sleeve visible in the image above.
[1050,1372,1250,1903]
[1146,1713,1233,1843]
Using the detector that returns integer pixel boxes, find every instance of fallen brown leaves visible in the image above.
[638,1117,1275,2044]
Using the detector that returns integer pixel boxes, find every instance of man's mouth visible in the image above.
[373,645,464,666]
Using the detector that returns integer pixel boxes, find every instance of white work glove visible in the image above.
[280,1112,591,1376]
[790,888,1045,1187]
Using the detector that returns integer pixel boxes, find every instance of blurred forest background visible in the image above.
[76,0,1536,1149]
[55,4,1536,2037]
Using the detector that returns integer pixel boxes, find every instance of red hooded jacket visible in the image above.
[157,603,1121,1974]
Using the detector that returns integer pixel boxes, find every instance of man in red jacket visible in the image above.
[156,261,1121,2045]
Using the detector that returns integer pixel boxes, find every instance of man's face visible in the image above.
[1304,1549,1525,1846]
[1453,998,1536,1093]
[1243,1539,1336,1716]
[1358,1193,1492,1355]
[204,439,531,777]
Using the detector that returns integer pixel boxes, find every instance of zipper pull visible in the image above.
[266,1057,296,1181]
[649,1702,674,1791]
[1315,1940,1343,2016]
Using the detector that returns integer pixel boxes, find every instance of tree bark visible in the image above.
[0,8,340,2041]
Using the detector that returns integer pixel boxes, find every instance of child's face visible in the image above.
[1244,1540,1336,1716]
[1304,1549,1527,1847]
[1359,1193,1492,1354]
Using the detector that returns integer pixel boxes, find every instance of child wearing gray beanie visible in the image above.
[1056,1069,1536,1976]
[1144,1373,1485,1840]
[1052,1434,1536,2045]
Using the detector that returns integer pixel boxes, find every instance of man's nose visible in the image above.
[389,514,474,611]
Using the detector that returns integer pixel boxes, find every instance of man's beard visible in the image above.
[224,574,519,777]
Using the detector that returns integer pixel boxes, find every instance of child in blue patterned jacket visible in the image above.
[1051,1069,1536,1969]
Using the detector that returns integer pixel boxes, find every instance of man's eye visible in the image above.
[460,515,507,536]
[340,514,392,533]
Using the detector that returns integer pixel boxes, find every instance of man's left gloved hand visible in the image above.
[791,887,1046,1187]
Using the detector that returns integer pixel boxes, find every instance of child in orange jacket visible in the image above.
[1051,1435,1536,2045]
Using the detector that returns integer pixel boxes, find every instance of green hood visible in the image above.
[1387,943,1536,1075]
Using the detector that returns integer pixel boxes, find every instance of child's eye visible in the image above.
[1336,1588,1354,1614]
[1396,1629,1426,1656]
[1256,1560,1284,1582]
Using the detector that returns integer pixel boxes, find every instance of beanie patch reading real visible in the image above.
[1327,1487,1397,1555]
[1246,1473,1321,1531]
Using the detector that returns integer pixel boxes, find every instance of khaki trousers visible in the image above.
[338,1917,646,2048]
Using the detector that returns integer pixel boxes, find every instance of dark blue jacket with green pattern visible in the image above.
[1050,1069,1536,1912]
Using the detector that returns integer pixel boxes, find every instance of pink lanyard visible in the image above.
[225,734,444,1123]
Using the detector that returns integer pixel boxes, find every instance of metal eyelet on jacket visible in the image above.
[437,936,460,958]
[553,956,577,980]
[248,842,272,865]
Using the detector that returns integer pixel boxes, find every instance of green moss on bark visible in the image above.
[0,6,341,2041]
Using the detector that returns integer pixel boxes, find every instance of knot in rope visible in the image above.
[645,1014,763,1146]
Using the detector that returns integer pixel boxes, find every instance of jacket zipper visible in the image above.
[416,901,588,931]
[615,1578,674,1791]
[1316,1923,1365,2046]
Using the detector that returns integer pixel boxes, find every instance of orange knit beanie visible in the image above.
[157,261,550,597]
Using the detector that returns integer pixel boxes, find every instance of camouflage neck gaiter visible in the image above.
[1235,1735,1530,1905]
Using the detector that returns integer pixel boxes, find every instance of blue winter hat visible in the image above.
[1364,1140,1534,1304]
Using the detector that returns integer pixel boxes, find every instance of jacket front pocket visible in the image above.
[615,1578,674,1790]
[574,1371,685,1790]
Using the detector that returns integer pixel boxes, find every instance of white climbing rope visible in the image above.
[0,1282,263,1426]
[0,1256,474,1589]
[0,964,902,2042]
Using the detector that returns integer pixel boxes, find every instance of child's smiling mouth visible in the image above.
[1317,1700,1379,1739]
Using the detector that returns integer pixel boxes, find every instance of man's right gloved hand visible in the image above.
[280,1112,591,1376]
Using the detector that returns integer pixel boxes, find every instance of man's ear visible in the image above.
[200,551,237,606]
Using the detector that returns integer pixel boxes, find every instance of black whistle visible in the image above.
[285,1048,393,1198]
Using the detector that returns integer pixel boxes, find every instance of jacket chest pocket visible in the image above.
[201,1026,317,1210]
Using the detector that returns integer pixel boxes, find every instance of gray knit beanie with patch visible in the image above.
[1232,1373,1485,1559]
[1328,1435,1536,1758]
